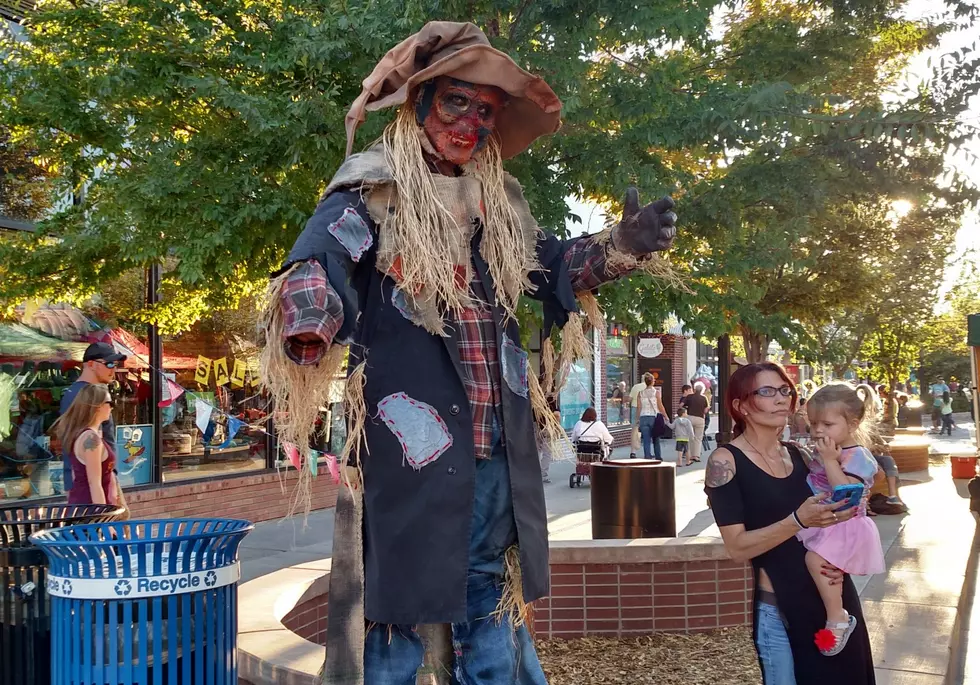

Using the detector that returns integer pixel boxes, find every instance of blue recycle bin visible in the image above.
[30,518,252,685]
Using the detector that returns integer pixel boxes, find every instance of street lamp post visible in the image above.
[716,334,733,445]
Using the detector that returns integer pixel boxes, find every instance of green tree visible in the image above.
[2,0,978,338]
[920,258,980,387]
[0,131,52,222]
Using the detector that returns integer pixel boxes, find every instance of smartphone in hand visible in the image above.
[829,483,865,511]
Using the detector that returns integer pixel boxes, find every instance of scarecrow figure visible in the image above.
[261,21,678,685]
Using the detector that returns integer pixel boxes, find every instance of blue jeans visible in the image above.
[364,573,548,684]
[755,603,796,685]
[638,415,662,459]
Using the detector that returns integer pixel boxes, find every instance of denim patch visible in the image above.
[327,207,373,262]
[377,393,453,470]
[391,289,421,326]
[500,334,529,398]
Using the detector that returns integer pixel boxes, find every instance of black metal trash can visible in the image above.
[1,504,126,685]
[591,459,676,538]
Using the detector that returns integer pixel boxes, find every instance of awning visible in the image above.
[0,323,89,362]
[88,327,199,370]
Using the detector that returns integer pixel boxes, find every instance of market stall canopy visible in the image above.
[0,323,89,362]
[21,302,100,341]
[89,327,198,370]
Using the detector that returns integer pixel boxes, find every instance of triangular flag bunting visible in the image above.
[284,442,301,471]
[308,452,318,477]
[158,378,185,408]
[326,454,340,484]
[216,416,245,449]
[195,400,213,436]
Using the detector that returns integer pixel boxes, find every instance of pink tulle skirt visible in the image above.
[797,514,885,576]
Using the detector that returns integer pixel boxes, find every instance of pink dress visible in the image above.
[796,445,885,576]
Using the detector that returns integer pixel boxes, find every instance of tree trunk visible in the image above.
[740,326,769,364]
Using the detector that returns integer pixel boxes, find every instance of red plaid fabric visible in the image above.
[281,261,344,365]
[281,235,626,457]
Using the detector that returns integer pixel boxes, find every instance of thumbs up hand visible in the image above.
[611,187,677,255]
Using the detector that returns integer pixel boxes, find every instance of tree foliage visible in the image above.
[0,0,978,339]
[919,259,980,387]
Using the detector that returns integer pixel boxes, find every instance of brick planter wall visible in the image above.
[283,592,330,646]
[126,469,339,522]
[532,539,753,638]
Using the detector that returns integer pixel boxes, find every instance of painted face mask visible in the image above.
[417,77,508,166]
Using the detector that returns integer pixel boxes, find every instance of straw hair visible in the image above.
[471,137,540,319]
[528,362,572,459]
[540,338,556,397]
[379,108,470,325]
[341,361,369,483]
[576,291,605,332]
[377,106,540,327]
[50,383,111,455]
[493,545,531,627]
[556,313,591,392]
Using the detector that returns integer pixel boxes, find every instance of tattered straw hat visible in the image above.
[345,21,563,160]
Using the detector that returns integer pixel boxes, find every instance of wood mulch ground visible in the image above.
[536,628,761,684]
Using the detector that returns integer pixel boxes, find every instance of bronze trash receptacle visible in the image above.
[591,459,676,539]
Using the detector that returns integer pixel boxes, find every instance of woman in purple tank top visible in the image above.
[51,384,117,505]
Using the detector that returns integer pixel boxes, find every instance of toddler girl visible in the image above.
[798,383,885,656]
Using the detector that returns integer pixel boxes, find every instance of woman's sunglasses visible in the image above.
[104,400,115,408]
[753,385,793,398]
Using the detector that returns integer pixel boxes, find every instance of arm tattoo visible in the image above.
[705,454,736,488]
[82,433,99,452]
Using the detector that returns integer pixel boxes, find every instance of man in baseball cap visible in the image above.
[58,342,127,489]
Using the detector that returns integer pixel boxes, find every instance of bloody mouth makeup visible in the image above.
[417,77,507,166]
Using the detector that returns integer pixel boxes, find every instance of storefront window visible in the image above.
[0,306,154,503]
[559,357,594,432]
[605,335,632,426]
[161,308,270,483]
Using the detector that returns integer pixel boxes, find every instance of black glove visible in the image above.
[611,187,677,255]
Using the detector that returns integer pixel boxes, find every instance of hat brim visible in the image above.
[363,44,562,159]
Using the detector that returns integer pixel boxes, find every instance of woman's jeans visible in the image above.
[755,602,796,685]
[638,415,662,459]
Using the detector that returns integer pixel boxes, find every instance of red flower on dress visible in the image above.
[814,628,837,651]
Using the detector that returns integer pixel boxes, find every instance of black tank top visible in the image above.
[706,443,876,684]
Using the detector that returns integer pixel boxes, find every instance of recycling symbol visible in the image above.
[48,579,59,593]
[204,571,217,587]
[114,580,132,596]
[61,580,73,596]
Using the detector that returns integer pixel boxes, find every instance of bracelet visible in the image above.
[792,510,808,529]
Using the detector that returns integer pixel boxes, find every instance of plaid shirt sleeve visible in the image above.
[280,260,345,365]
[562,235,640,292]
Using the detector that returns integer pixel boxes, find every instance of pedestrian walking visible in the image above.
[57,342,126,491]
[628,378,646,457]
[930,378,950,431]
[50,384,121,506]
[941,391,955,436]
[666,407,695,466]
[681,382,709,462]
[637,373,666,459]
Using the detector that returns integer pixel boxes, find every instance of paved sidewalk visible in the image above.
[239,417,979,684]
